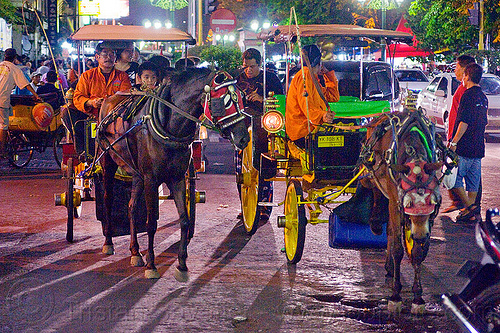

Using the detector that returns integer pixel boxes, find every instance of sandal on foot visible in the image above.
[442,205,464,213]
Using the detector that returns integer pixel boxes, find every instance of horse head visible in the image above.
[391,130,442,262]
[203,71,250,150]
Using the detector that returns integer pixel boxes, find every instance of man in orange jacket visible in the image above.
[67,41,131,155]
[286,44,339,148]
[74,41,131,118]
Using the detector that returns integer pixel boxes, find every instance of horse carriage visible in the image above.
[7,93,65,168]
[54,25,250,280]
[238,22,456,314]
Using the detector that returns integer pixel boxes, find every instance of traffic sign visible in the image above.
[210,8,236,33]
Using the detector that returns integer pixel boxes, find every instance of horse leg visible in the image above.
[387,201,404,314]
[129,176,145,267]
[410,234,430,314]
[143,176,160,279]
[411,262,425,315]
[101,153,118,255]
[168,178,190,282]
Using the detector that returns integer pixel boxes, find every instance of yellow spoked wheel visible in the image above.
[240,130,261,235]
[284,179,307,264]
[186,161,196,239]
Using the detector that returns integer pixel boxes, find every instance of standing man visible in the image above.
[73,41,131,118]
[443,54,477,213]
[0,48,42,158]
[236,48,284,220]
[449,63,488,223]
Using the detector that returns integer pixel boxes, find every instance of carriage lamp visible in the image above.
[262,111,284,133]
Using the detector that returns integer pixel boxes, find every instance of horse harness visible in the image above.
[359,109,442,218]
[95,71,245,176]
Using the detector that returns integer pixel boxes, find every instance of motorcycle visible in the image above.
[442,208,500,333]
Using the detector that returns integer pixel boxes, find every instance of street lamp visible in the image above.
[250,20,259,32]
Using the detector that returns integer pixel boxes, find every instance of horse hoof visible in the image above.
[411,303,425,315]
[130,255,145,267]
[387,300,402,314]
[174,267,189,282]
[102,245,114,255]
[144,269,160,279]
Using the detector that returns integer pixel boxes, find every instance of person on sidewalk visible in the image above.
[443,54,477,213]
[0,48,42,158]
[449,63,488,223]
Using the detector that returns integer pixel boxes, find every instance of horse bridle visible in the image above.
[202,71,246,130]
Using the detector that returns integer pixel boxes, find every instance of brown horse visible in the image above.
[96,68,249,280]
[359,109,444,314]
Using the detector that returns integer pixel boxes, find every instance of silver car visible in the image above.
[416,72,500,135]
[395,69,429,94]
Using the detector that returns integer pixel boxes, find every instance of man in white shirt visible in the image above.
[0,48,41,158]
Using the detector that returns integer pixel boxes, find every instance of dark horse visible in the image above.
[96,68,249,279]
[359,109,445,314]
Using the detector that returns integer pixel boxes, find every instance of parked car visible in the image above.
[395,68,429,94]
[416,72,500,135]
[323,60,400,106]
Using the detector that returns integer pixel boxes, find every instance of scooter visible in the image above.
[442,208,500,333]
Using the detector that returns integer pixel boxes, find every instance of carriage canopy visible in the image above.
[259,24,413,45]
[70,25,196,44]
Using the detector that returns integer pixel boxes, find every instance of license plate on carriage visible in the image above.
[318,135,344,147]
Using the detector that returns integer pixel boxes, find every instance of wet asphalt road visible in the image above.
[1,140,500,333]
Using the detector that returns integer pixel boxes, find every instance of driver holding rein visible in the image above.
[73,41,132,119]
[68,41,131,156]
[285,44,340,149]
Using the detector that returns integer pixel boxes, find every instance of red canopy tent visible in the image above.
[374,16,432,58]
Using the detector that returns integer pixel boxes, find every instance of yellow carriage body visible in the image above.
[9,103,62,132]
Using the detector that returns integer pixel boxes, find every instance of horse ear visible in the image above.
[390,164,411,174]
[424,162,443,174]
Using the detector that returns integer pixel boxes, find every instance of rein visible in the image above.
[360,110,440,199]
[133,89,215,129]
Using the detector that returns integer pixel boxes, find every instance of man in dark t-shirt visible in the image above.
[235,48,284,221]
[449,63,488,223]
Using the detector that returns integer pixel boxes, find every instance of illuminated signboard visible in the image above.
[79,0,129,18]
[79,0,100,16]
